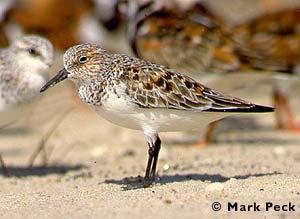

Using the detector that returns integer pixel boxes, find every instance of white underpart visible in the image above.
[90,89,230,134]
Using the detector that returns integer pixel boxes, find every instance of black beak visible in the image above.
[40,68,69,92]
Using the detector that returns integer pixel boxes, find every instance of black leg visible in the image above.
[145,142,154,179]
[144,136,161,183]
[150,137,161,178]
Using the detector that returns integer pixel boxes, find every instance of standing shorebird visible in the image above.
[40,43,273,184]
[0,35,53,174]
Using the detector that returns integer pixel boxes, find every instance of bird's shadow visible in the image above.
[104,171,281,190]
[0,164,85,177]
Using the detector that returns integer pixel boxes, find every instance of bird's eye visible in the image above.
[79,56,88,63]
[28,48,38,56]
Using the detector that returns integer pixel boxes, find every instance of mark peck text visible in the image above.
[228,202,296,212]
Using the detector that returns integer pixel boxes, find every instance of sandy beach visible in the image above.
[1,60,300,219]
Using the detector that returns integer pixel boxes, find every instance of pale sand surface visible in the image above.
[1,65,300,219]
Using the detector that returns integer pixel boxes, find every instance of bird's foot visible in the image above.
[142,175,159,188]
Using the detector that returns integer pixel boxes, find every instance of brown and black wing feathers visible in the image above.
[119,57,273,113]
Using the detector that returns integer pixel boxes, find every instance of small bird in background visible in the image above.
[40,43,273,185]
[233,7,300,130]
[128,0,240,75]
[127,0,300,143]
[0,35,53,126]
[0,35,53,174]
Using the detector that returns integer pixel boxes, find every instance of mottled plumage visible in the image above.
[0,35,53,125]
[120,62,262,111]
[40,43,273,184]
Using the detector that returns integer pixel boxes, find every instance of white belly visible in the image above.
[89,93,230,133]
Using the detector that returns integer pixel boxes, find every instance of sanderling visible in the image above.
[0,34,53,126]
[40,43,273,184]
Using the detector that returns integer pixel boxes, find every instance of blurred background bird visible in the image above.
[0,0,130,171]
[128,0,240,75]
[0,34,54,174]
[0,35,53,127]
[126,0,300,144]
[233,7,300,131]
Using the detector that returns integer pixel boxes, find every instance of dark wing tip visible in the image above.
[204,104,274,113]
[246,104,274,113]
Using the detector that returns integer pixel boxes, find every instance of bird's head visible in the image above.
[40,43,111,92]
[11,35,53,74]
